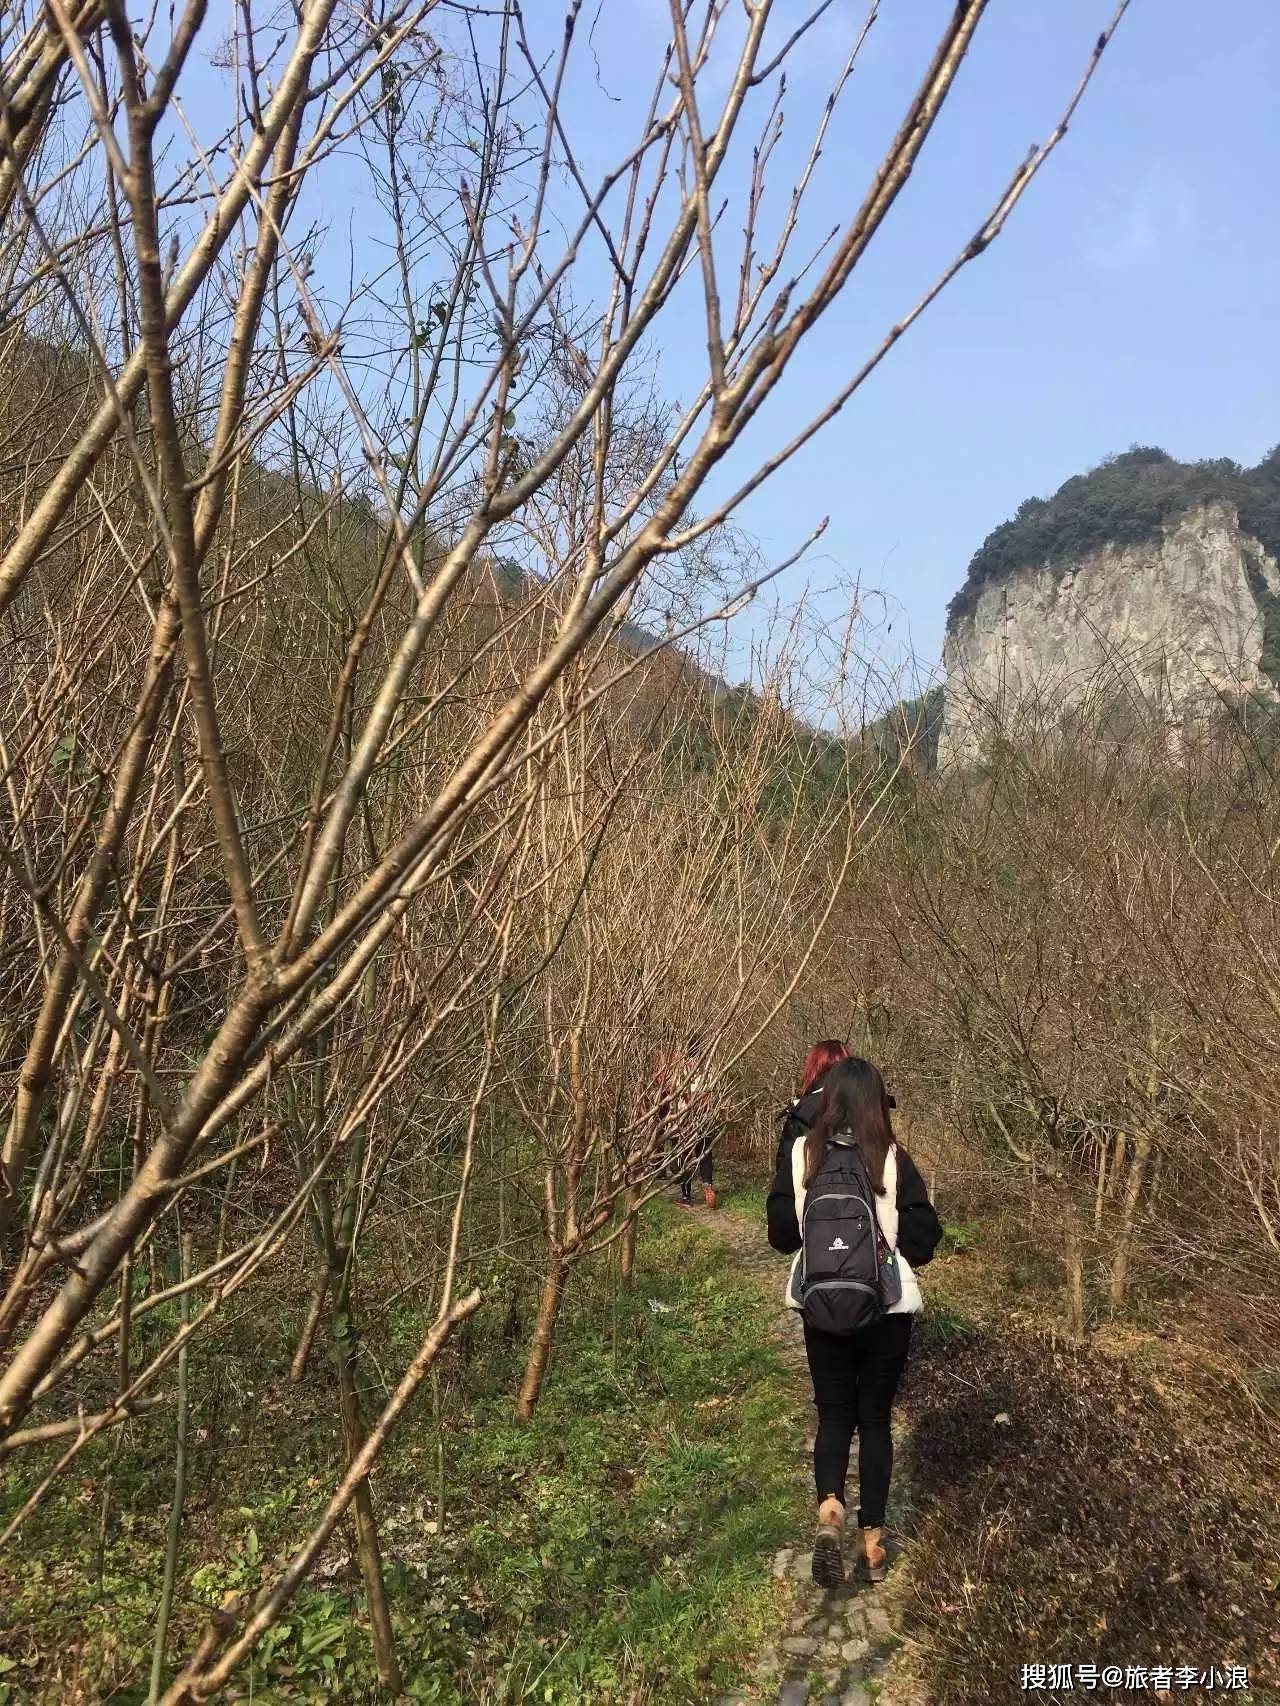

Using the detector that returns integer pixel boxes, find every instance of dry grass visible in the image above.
[900,1303,1280,1704]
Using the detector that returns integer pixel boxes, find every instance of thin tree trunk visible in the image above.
[1064,1215,1086,1342]
[516,1252,566,1420]
[1093,1129,1109,1230]
[611,1246,620,1369]
[1107,1130,1127,1198]
[1148,1142,1164,1207]
[330,1271,401,1693]
[1108,1129,1152,1310]
[433,1368,446,1533]
[149,1231,192,1703]
[618,1187,638,1286]
[95,1432,124,1591]
[290,1264,329,1383]
[317,1116,399,1691]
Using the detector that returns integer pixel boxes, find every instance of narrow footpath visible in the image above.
[686,1198,928,1706]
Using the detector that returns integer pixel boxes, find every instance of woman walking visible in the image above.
[650,1033,718,1207]
[775,1038,850,1155]
[766,1052,941,1588]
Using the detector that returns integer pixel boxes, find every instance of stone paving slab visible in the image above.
[691,1198,926,1706]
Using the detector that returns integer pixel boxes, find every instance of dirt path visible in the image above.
[684,1197,927,1706]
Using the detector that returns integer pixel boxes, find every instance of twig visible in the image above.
[149,1228,192,1703]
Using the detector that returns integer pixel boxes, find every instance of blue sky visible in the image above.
[177,2,1280,685]
[550,0,1280,679]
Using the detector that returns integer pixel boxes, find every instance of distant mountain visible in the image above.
[941,447,1280,764]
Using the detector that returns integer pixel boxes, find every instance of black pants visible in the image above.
[803,1313,912,1528]
[679,1145,714,1198]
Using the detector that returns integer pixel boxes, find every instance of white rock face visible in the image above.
[939,501,1280,766]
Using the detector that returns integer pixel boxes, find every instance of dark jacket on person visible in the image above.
[765,1077,943,1269]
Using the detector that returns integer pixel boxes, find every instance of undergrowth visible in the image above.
[899,1267,1280,1705]
[0,1204,802,1704]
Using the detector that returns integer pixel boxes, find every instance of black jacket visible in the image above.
[765,1088,943,1268]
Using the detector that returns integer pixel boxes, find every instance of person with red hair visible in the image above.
[799,1039,850,1099]
[764,1041,849,1209]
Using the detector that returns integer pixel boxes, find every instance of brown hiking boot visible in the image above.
[812,1497,846,1589]
[855,1524,888,1582]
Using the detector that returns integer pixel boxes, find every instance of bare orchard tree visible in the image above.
[0,0,1129,1689]
[877,674,1280,1352]
[502,609,881,1417]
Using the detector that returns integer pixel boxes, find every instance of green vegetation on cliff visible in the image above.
[948,446,1280,682]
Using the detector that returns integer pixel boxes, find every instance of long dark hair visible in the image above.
[803,1057,895,1193]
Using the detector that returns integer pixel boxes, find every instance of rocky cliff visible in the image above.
[940,449,1280,766]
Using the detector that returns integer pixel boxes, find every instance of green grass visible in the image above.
[725,1182,768,1223]
[937,1219,982,1256]
[1,1206,803,1704]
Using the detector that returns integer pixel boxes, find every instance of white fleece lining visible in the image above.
[786,1137,924,1316]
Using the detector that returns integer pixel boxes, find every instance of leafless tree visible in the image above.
[0,0,1129,1689]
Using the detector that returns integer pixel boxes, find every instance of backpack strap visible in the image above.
[825,1137,899,1254]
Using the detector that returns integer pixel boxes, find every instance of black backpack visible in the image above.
[794,1136,885,1336]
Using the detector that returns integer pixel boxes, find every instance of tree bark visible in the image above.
[1108,1129,1152,1311]
[516,1252,566,1420]
[1093,1129,1109,1230]
[618,1188,638,1286]
[289,1264,329,1383]
[330,1272,400,1694]
[1064,1214,1086,1342]
[148,1231,192,1703]
[1107,1130,1127,1199]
